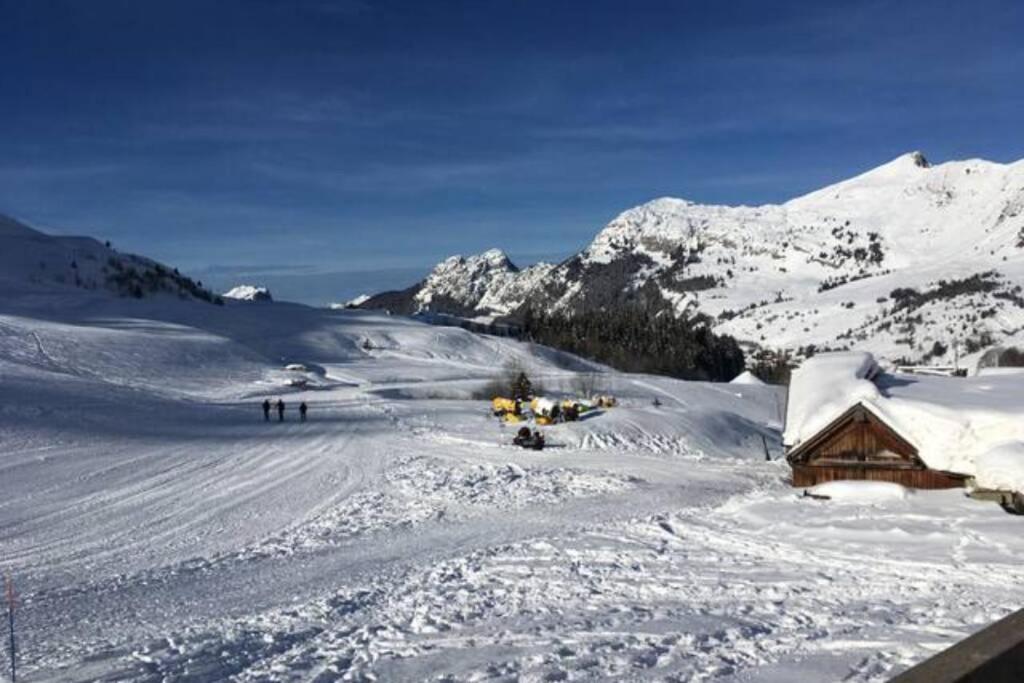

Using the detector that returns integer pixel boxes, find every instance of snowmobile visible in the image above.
[513,426,545,451]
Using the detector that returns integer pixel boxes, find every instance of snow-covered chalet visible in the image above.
[783,352,1024,491]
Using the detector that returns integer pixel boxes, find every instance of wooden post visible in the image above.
[761,434,771,461]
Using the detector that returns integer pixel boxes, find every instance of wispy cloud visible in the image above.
[249,154,547,194]
[0,162,130,182]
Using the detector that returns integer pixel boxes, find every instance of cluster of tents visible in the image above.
[491,394,618,451]
[491,394,617,430]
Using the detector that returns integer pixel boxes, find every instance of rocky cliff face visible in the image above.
[362,152,1024,364]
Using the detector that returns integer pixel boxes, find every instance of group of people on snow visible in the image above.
[262,398,308,422]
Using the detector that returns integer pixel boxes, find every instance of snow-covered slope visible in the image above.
[0,213,222,304]
[363,152,1024,363]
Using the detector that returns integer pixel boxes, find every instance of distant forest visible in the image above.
[519,307,745,382]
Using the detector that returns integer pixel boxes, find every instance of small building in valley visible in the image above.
[783,352,1024,490]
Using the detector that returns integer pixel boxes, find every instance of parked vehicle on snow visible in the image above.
[513,426,545,450]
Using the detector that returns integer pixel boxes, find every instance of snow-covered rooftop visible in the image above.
[730,370,766,386]
[785,351,1024,479]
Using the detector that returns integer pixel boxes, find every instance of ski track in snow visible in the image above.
[0,300,1022,682]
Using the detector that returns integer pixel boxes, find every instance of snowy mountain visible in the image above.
[363,249,554,318]
[361,152,1024,363]
[0,213,223,304]
[223,284,273,302]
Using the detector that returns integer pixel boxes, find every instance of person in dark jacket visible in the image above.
[276,398,285,422]
[299,402,308,422]
[262,399,271,422]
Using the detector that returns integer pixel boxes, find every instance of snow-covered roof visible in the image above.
[730,370,766,386]
[785,351,1024,477]
[783,352,880,446]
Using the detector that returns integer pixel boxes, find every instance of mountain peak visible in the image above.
[480,248,514,268]
[437,249,516,272]
[865,151,932,177]
[908,150,929,168]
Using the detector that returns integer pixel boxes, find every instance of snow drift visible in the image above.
[973,442,1024,493]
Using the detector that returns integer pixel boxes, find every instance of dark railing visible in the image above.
[889,608,1024,682]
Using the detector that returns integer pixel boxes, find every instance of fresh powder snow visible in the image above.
[974,442,1024,493]
[808,480,913,503]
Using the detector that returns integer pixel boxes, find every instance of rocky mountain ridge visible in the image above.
[361,152,1024,364]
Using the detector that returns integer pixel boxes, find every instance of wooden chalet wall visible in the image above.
[791,464,967,489]
[787,403,967,489]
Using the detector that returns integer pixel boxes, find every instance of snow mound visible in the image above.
[730,370,766,385]
[808,481,912,503]
[783,351,880,447]
[223,285,273,302]
[974,441,1024,493]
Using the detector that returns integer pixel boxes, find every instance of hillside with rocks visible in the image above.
[361,152,1024,365]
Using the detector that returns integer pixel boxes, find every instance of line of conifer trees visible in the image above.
[519,307,745,381]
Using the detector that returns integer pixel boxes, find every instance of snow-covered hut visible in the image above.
[783,352,1024,490]
[730,370,766,386]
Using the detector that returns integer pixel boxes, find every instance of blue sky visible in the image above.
[2,0,1023,303]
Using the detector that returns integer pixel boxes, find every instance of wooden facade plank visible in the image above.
[787,403,967,490]
[792,464,967,489]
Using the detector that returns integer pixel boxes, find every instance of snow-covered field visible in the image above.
[2,286,1023,682]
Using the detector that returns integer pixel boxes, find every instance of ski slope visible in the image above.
[1,284,1023,681]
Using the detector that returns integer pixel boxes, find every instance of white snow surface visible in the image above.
[973,442,1024,493]
[809,481,912,503]
[2,230,1024,680]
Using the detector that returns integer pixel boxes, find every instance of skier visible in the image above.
[299,401,308,422]
[262,399,271,422]
[276,398,285,422]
